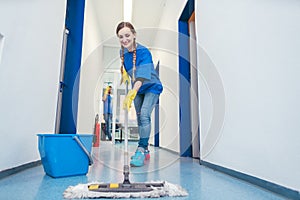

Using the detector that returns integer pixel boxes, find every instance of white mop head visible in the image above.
[63,181,188,199]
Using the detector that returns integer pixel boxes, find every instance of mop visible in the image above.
[63,82,188,199]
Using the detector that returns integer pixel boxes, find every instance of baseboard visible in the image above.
[0,160,41,180]
[200,160,300,200]
[154,145,180,156]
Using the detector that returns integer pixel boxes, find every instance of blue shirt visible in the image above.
[121,44,163,95]
[103,95,112,114]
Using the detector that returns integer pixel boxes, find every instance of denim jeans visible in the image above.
[134,92,159,149]
[104,113,112,140]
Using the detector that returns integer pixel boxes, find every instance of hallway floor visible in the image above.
[0,142,288,200]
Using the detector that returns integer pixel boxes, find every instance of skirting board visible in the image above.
[0,160,41,180]
[200,160,300,200]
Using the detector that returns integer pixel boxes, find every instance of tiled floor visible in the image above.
[0,142,288,200]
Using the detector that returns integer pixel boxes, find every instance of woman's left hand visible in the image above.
[120,68,130,85]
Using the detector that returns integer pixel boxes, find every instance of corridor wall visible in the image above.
[195,0,300,191]
[152,0,188,153]
[0,1,66,171]
[77,0,104,133]
[77,0,122,133]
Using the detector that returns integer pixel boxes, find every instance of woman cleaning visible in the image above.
[116,21,163,167]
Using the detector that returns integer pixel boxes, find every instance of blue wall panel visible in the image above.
[59,0,85,134]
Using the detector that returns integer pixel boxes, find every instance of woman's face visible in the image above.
[117,26,136,51]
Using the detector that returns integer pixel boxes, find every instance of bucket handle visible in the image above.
[73,136,94,165]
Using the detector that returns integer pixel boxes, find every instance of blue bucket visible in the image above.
[37,134,93,178]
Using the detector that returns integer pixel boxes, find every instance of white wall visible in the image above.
[0,1,66,171]
[77,0,104,133]
[196,0,300,191]
[152,0,187,153]
[77,0,122,133]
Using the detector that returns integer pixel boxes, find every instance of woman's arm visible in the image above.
[132,80,143,92]
[102,93,107,102]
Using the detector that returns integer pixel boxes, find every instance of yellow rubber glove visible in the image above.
[123,89,137,110]
[120,68,130,85]
[104,86,110,95]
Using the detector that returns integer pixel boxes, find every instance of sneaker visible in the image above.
[130,149,145,167]
[144,150,150,160]
[131,148,150,160]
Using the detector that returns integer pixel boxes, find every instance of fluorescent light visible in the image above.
[123,0,133,22]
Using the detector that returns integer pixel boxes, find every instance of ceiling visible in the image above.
[89,0,167,46]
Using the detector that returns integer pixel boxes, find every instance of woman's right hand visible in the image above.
[104,86,110,95]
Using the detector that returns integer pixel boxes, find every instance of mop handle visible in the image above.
[124,82,129,166]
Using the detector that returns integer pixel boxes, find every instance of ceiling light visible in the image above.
[123,0,133,22]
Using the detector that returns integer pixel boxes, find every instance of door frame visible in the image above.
[178,0,196,157]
